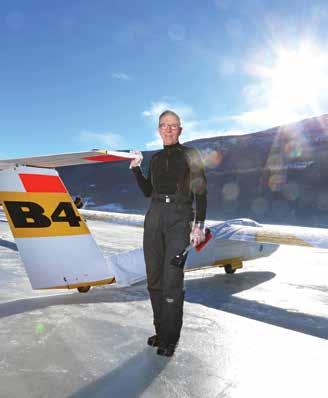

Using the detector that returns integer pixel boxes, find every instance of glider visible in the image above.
[1,149,327,292]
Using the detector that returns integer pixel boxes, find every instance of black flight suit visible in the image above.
[132,142,207,346]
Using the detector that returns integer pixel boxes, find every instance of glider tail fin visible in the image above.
[0,166,114,290]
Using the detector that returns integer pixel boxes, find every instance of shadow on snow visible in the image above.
[0,271,327,339]
[67,348,168,398]
[185,272,328,340]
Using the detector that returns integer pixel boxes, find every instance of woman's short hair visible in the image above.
[158,110,181,126]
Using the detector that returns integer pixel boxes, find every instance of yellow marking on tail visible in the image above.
[39,277,116,290]
[0,192,90,238]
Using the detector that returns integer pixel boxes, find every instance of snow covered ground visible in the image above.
[0,215,328,398]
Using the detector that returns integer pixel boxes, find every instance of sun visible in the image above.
[243,42,328,128]
[267,43,328,112]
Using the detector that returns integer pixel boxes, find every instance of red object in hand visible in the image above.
[195,228,212,252]
[171,228,213,268]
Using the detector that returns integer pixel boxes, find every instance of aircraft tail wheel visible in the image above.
[77,286,91,293]
[224,264,236,274]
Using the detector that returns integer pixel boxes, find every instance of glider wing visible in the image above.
[0,149,136,170]
[212,219,328,250]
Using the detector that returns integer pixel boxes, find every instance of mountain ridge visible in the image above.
[58,113,328,228]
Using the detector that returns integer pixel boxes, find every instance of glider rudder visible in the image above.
[0,166,114,290]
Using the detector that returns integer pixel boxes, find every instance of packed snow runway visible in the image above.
[0,217,327,398]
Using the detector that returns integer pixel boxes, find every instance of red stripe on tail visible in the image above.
[83,154,128,162]
[19,174,67,193]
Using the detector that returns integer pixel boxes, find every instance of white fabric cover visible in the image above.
[108,248,146,287]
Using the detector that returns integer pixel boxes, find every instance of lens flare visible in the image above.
[268,174,286,191]
[284,141,303,159]
[36,323,45,334]
[282,182,300,201]
[203,150,223,169]
[222,182,240,201]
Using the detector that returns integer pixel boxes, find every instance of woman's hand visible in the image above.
[190,224,206,247]
[129,150,143,169]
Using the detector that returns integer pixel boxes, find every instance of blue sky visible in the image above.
[2,0,328,157]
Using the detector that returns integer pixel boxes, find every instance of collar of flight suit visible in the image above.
[163,142,182,150]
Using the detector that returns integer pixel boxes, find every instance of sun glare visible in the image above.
[268,43,328,111]
[270,47,328,107]
[244,42,328,128]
